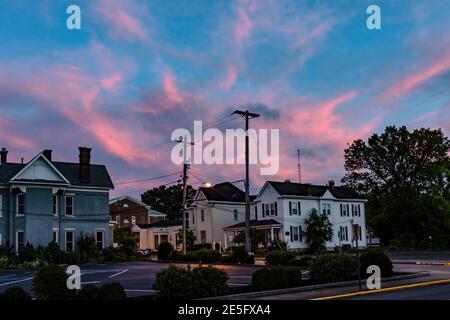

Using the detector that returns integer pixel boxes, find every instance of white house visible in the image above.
[132,220,182,250]
[187,182,255,251]
[223,180,367,251]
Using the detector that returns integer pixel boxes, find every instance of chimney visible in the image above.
[328,180,335,187]
[43,149,52,162]
[79,147,91,183]
[0,148,8,164]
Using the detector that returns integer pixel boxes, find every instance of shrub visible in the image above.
[167,250,184,261]
[220,254,238,264]
[44,241,62,264]
[191,249,221,263]
[154,265,229,300]
[101,247,127,262]
[289,255,314,268]
[0,256,9,268]
[265,250,295,265]
[18,243,36,262]
[190,243,212,251]
[191,266,229,297]
[0,287,32,301]
[76,284,100,300]
[32,264,73,300]
[310,254,357,283]
[76,234,99,263]
[252,266,301,291]
[98,283,127,300]
[114,227,137,257]
[230,247,255,264]
[157,241,173,261]
[360,250,393,277]
[154,265,196,300]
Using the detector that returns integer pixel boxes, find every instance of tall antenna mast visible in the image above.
[297,148,302,183]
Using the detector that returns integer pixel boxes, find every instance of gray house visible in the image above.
[0,147,114,252]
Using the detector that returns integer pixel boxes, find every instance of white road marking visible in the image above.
[0,274,16,280]
[228,275,251,278]
[0,277,33,287]
[109,269,129,279]
[228,283,250,286]
[125,289,158,293]
[81,281,101,285]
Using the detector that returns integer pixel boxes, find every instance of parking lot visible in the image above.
[0,261,266,298]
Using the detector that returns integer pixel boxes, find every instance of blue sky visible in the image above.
[0,0,449,197]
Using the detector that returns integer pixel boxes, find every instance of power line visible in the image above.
[114,172,180,185]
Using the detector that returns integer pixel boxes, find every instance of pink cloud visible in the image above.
[234,6,254,44]
[381,55,450,102]
[220,64,238,91]
[93,0,150,43]
[0,118,34,149]
[163,71,183,104]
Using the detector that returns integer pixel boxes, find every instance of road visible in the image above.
[0,261,264,298]
[345,283,450,300]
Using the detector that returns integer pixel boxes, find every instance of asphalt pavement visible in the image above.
[0,261,264,298]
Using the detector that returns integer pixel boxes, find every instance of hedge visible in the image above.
[265,251,295,265]
[310,254,357,283]
[360,250,393,277]
[252,266,301,291]
[0,287,31,301]
[32,264,74,300]
[157,241,174,261]
[154,265,228,299]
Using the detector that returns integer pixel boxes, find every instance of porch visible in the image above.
[223,219,283,249]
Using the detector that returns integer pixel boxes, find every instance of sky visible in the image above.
[1,0,449,198]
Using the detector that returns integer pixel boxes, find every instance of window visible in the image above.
[200,230,206,244]
[322,203,331,215]
[192,212,195,225]
[65,230,74,252]
[254,206,258,220]
[96,230,104,250]
[131,216,136,224]
[270,203,275,215]
[357,204,361,217]
[265,204,270,216]
[17,231,25,252]
[65,195,73,216]
[358,226,362,241]
[292,227,299,241]
[201,209,205,222]
[289,201,300,215]
[52,195,58,216]
[341,204,349,217]
[339,226,349,241]
[233,209,238,221]
[52,229,58,243]
[17,193,25,215]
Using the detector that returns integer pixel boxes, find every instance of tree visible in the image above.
[304,208,333,254]
[141,184,195,220]
[114,227,137,257]
[176,227,196,250]
[343,126,450,248]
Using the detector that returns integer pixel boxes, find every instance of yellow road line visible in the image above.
[311,278,450,300]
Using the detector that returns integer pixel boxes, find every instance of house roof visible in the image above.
[137,220,182,229]
[198,182,246,202]
[266,181,363,200]
[0,160,114,189]
[224,219,281,230]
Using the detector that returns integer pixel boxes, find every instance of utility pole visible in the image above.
[174,136,194,255]
[232,109,260,254]
[297,148,301,183]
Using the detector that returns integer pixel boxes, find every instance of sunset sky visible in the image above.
[1,0,449,198]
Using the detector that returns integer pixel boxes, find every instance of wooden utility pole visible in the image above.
[232,109,260,254]
[297,148,301,183]
[174,136,193,254]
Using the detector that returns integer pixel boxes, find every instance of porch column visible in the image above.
[270,227,274,242]
[224,232,228,250]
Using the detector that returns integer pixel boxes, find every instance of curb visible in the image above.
[201,272,430,300]
[392,260,450,266]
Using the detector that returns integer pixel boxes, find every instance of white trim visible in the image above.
[0,233,2,245]
[52,228,59,243]
[16,192,25,217]
[10,153,71,185]
[52,194,59,217]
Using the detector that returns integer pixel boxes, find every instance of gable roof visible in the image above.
[224,218,281,230]
[109,195,166,216]
[198,182,245,202]
[0,155,114,189]
[265,181,363,200]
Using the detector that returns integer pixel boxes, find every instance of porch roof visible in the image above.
[223,219,281,231]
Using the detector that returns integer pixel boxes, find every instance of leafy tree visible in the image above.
[141,184,195,220]
[176,227,196,250]
[114,227,137,257]
[343,126,450,248]
[304,209,333,254]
